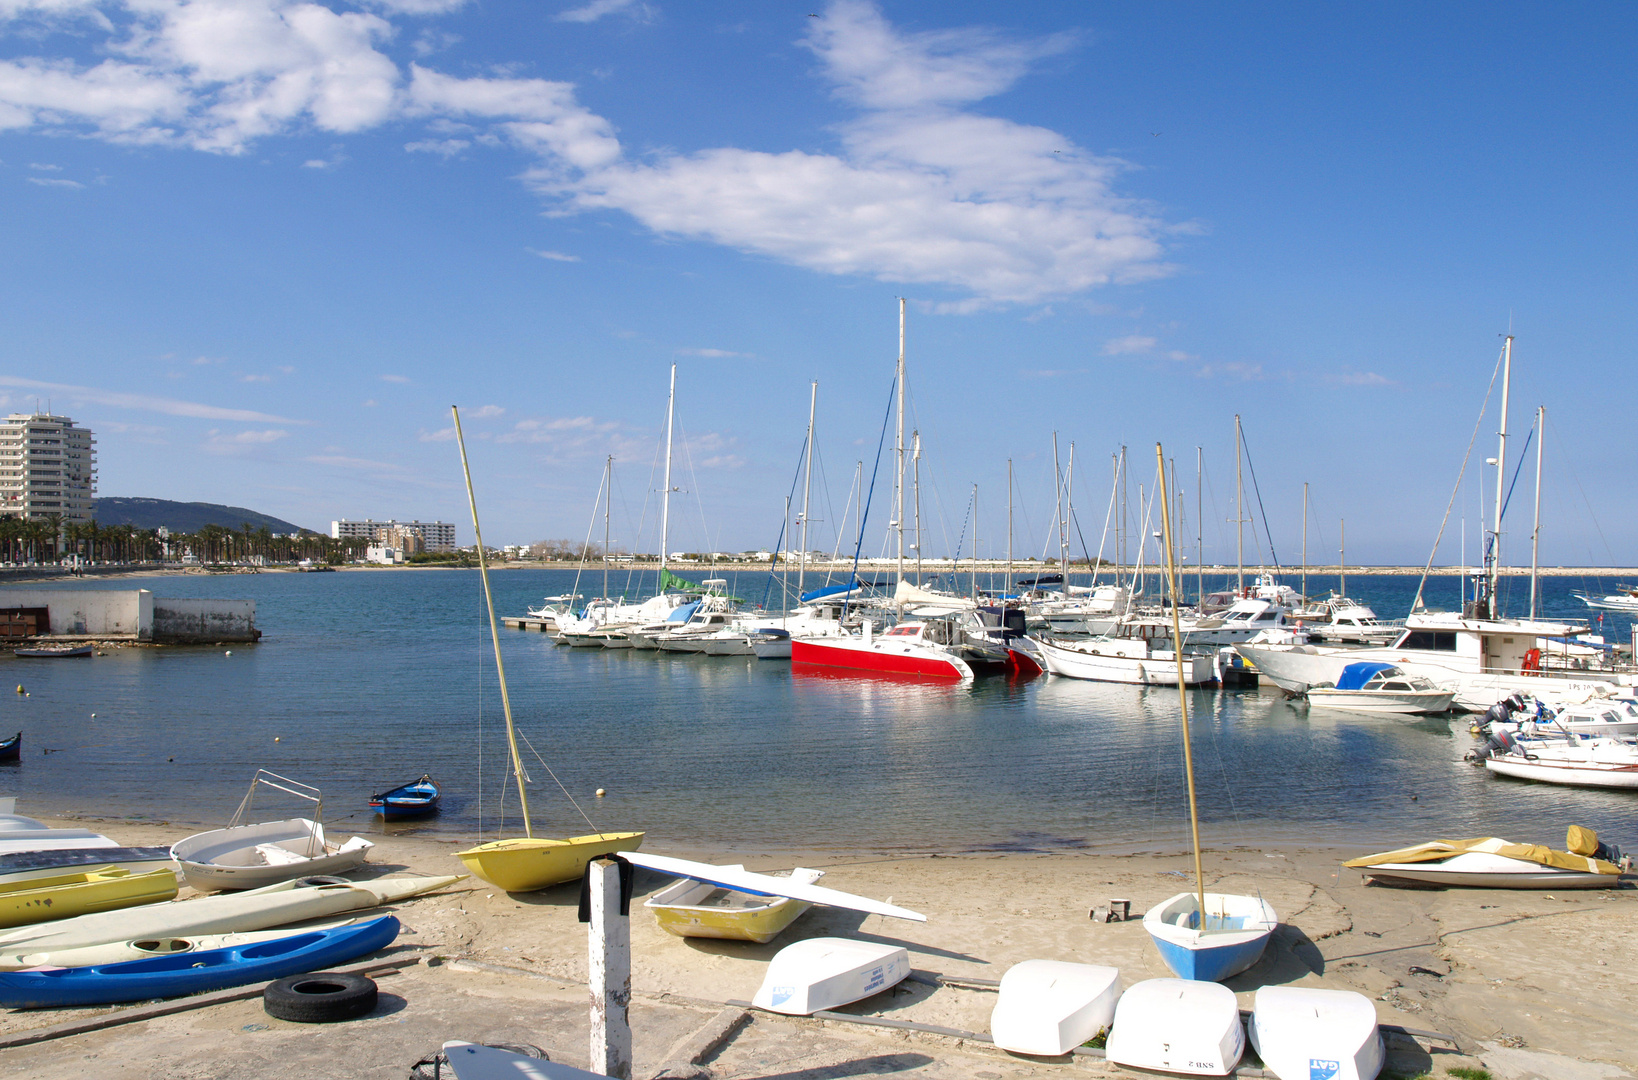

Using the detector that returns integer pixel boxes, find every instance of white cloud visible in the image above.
[527,247,580,262]
[555,0,645,24]
[204,426,288,452]
[380,373,410,383]
[466,404,504,418]
[405,137,467,156]
[676,348,752,359]
[27,162,61,170]
[0,375,305,422]
[239,372,271,382]
[357,0,468,13]
[1101,334,1156,356]
[27,175,83,187]
[305,453,405,470]
[1332,371,1393,386]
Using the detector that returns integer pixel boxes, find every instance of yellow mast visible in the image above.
[453,405,533,838]
[1157,443,1205,918]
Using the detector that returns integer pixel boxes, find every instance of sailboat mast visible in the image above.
[971,483,979,598]
[1065,442,1076,580]
[799,380,817,599]
[1489,335,1513,616]
[452,406,533,839]
[1052,433,1063,576]
[1340,519,1346,598]
[1235,415,1245,594]
[896,299,907,591]
[1301,482,1308,602]
[660,363,677,578]
[603,455,612,603]
[1007,459,1014,596]
[913,431,923,584]
[1195,447,1203,606]
[1530,404,1545,619]
[1156,443,1206,917]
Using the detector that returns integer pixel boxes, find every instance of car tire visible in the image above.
[263,972,378,1022]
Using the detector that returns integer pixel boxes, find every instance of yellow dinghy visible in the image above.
[455,833,645,894]
[0,868,178,928]
[645,867,823,943]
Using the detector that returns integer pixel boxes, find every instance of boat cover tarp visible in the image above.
[1343,835,1620,876]
[800,581,859,603]
[893,580,977,610]
[666,601,701,623]
[1334,661,1396,690]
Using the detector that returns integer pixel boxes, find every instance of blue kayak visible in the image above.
[369,774,442,820]
[0,915,400,1008]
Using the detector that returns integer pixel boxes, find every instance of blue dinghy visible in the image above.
[1143,891,1277,982]
[0,914,399,1008]
[369,775,441,820]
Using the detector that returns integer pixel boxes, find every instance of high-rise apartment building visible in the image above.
[0,413,96,524]
[330,519,456,552]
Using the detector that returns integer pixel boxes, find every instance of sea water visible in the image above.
[4,567,1634,856]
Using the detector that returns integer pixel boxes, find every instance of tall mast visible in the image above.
[1065,442,1076,579]
[1488,335,1513,617]
[660,363,677,578]
[453,406,532,838]
[895,299,907,591]
[913,431,923,585]
[799,380,817,599]
[1156,443,1205,918]
[1301,482,1308,602]
[1530,405,1545,619]
[971,483,979,599]
[602,455,612,603]
[1195,447,1203,606]
[1119,447,1128,580]
[1234,414,1245,594]
[1007,459,1014,596]
[1340,519,1346,599]
[1051,433,1063,574]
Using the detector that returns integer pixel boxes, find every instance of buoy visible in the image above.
[13,686,20,694]
[225,650,232,656]
[595,788,606,798]
[90,713,95,719]
[274,736,281,742]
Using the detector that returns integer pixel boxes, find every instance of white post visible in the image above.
[588,858,632,1080]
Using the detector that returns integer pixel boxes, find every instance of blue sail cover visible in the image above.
[666,600,702,623]
[800,581,859,603]
[1335,661,1395,690]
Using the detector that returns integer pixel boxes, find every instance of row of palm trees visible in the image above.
[0,516,372,566]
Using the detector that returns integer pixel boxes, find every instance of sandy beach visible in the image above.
[0,816,1629,1080]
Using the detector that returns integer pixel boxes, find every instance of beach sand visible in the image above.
[0,818,1630,1080]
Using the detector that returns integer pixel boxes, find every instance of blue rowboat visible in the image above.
[1143,892,1277,982]
[369,775,441,820]
[0,914,399,1008]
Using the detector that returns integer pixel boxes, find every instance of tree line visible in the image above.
[0,516,372,566]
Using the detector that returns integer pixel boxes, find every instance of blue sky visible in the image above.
[2,1,1634,566]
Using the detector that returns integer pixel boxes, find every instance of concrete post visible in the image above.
[588,857,632,1079]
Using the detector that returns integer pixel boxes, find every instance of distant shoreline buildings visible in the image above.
[0,413,96,524]
[330,519,456,553]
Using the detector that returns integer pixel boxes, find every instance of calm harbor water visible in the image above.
[4,567,1636,857]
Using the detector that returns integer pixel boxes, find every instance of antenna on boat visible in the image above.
[1158,442,1206,920]
[452,406,533,839]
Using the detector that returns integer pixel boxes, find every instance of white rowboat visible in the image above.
[172,817,374,891]
[1105,977,1244,1075]
[1249,985,1383,1080]
[751,937,910,1016]
[990,960,1120,1056]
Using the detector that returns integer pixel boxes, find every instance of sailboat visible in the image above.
[450,406,643,892]
[1140,443,1277,983]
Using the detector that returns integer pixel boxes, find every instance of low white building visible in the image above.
[365,544,404,565]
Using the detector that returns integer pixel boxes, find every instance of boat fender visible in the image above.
[263,971,379,1023]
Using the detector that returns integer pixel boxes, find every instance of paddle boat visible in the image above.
[1305,662,1454,714]
[1143,891,1277,982]
[1105,977,1244,1075]
[0,867,178,928]
[1249,985,1383,1080]
[369,774,442,820]
[0,914,399,1008]
[990,960,1120,1056]
[645,867,825,943]
[751,937,910,1016]
[1344,826,1628,888]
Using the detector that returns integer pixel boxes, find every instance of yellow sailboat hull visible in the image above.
[0,868,179,929]
[455,833,645,892]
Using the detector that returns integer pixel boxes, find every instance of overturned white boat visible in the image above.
[751,937,910,1016]
[1249,985,1383,1080]
[990,959,1120,1057]
[171,772,372,891]
[1105,977,1244,1075]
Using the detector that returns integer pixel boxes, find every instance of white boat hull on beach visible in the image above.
[1105,977,1245,1075]
[1249,985,1383,1080]
[172,818,374,891]
[990,959,1120,1057]
[1353,851,1618,889]
[751,937,910,1016]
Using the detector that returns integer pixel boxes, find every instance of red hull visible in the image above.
[790,638,968,680]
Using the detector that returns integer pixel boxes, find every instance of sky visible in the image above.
[1,1,1635,567]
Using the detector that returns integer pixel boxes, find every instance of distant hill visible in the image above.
[93,498,311,535]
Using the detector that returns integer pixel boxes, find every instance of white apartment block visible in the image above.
[330,518,456,552]
[0,413,96,524]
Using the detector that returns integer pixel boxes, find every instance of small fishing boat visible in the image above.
[0,732,18,763]
[1481,734,1638,789]
[1249,985,1383,1080]
[751,937,910,1016]
[1344,827,1627,889]
[1104,977,1245,1075]
[0,873,459,965]
[1143,892,1278,982]
[645,867,825,943]
[172,771,373,890]
[1305,663,1454,715]
[0,914,400,1008]
[990,960,1120,1057]
[0,867,178,929]
[12,644,92,658]
[369,774,441,820]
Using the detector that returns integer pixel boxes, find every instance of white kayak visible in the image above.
[1105,978,1245,1076]
[751,937,910,1016]
[0,914,369,970]
[0,874,461,964]
[1249,985,1383,1080]
[990,959,1121,1056]
[172,818,374,891]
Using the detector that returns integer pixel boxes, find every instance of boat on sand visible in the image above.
[990,959,1120,1056]
[173,816,373,891]
[0,867,178,928]
[1344,827,1628,889]
[1249,985,1383,1080]
[1105,978,1244,1075]
[645,867,825,943]
[751,937,910,1016]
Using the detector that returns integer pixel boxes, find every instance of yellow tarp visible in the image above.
[1343,835,1620,876]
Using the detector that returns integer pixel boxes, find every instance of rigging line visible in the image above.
[476,573,486,839]
[1236,427,1279,570]
[763,429,810,609]
[674,420,713,561]
[570,461,607,605]
[848,376,897,611]
[1412,343,1507,613]
[631,422,666,597]
[515,729,601,835]
[1498,423,1535,527]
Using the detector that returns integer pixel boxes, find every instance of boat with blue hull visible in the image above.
[1143,892,1278,982]
[369,775,441,820]
[0,914,400,1008]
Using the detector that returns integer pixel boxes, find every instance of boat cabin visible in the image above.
[1388,612,1594,675]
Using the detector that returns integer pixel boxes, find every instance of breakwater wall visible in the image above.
[0,589,258,643]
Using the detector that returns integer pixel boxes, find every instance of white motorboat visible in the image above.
[1105,977,1244,1076]
[1034,629,1215,686]
[1573,586,1638,612]
[1343,831,1626,889]
[1179,597,1290,647]
[1481,735,1638,789]
[1541,699,1638,738]
[751,937,910,1015]
[1292,596,1401,644]
[990,959,1120,1057]
[171,771,372,891]
[1249,985,1383,1080]
[1305,663,1455,714]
